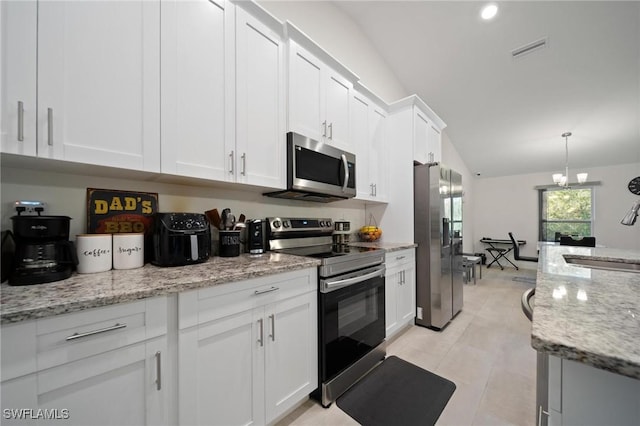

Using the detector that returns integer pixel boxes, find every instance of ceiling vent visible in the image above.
[511,37,548,58]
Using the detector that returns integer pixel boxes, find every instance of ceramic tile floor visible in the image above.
[276,267,538,426]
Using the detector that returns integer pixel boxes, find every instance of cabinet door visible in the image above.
[324,70,352,151]
[352,92,372,200]
[413,109,430,165]
[288,42,323,142]
[37,1,160,172]
[0,0,37,156]
[161,0,233,181]
[32,338,167,426]
[384,265,400,338]
[369,105,387,201]
[179,309,263,426]
[235,7,285,188]
[265,291,317,423]
[427,123,442,163]
[398,265,416,324]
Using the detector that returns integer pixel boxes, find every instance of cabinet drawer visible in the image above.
[179,268,317,329]
[385,248,415,267]
[36,297,167,371]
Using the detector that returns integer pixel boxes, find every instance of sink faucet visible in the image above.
[621,199,640,226]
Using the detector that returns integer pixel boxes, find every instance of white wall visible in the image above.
[473,162,640,269]
[0,166,365,251]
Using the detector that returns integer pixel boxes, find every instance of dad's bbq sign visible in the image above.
[87,189,158,235]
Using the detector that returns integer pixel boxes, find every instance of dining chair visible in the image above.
[559,236,596,247]
[508,232,538,262]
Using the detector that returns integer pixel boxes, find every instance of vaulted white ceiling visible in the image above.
[334,1,640,177]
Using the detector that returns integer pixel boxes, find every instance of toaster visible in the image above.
[152,213,211,267]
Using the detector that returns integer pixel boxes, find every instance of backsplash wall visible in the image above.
[1,166,367,241]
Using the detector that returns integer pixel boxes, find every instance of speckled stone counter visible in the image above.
[349,241,417,252]
[532,245,640,379]
[0,253,320,324]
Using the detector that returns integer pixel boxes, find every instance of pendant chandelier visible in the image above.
[552,132,588,188]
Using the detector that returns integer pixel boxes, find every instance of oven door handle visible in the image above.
[323,266,385,291]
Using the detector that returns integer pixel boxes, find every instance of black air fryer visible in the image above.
[152,213,211,267]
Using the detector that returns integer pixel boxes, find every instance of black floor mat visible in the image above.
[336,356,456,426]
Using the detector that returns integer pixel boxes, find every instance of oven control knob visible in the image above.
[273,220,281,228]
[283,221,290,228]
[325,220,332,228]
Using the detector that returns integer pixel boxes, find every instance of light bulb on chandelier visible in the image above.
[552,132,587,188]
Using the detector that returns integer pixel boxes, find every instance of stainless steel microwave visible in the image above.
[265,132,356,202]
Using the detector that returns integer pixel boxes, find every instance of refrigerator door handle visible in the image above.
[442,217,451,248]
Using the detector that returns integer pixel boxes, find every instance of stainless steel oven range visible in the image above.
[268,217,386,407]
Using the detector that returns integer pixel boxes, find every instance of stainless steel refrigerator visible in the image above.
[414,163,464,330]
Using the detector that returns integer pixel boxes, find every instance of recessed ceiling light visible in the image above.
[481,4,498,20]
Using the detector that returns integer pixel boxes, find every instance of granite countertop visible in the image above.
[349,241,417,252]
[532,245,640,379]
[0,253,320,324]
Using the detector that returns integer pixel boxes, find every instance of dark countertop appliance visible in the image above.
[152,213,210,267]
[8,212,78,285]
[264,132,356,203]
[267,217,386,407]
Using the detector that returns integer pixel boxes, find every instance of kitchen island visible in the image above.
[532,244,640,425]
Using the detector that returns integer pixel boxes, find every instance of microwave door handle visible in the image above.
[341,154,349,193]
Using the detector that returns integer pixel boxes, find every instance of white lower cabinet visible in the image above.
[0,297,170,426]
[385,248,416,338]
[546,355,640,426]
[178,268,318,426]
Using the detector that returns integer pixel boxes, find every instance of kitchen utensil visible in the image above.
[205,208,221,229]
[238,214,246,224]
[225,213,235,230]
[221,208,230,230]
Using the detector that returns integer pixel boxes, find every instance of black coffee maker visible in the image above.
[7,205,78,285]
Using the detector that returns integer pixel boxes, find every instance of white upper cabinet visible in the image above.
[412,100,446,165]
[161,0,234,181]
[1,0,37,157]
[287,28,357,152]
[235,4,286,189]
[37,0,160,171]
[352,86,388,202]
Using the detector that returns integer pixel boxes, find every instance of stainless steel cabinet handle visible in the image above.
[229,151,234,174]
[47,108,53,146]
[257,318,264,347]
[396,255,406,261]
[537,405,549,426]
[65,323,127,341]
[17,101,24,141]
[254,286,279,295]
[322,120,327,137]
[402,270,406,284]
[241,153,246,176]
[155,351,162,391]
[370,183,374,196]
[374,184,377,196]
[328,122,333,139]
[269,314,275,342]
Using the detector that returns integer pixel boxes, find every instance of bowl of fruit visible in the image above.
[358,215,382,242]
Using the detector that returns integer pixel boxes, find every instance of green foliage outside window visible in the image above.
[540,188,593,241]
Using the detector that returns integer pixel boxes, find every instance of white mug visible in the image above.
[76,234,112,273]
[112,233,144,270]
